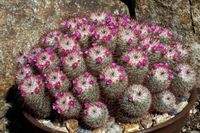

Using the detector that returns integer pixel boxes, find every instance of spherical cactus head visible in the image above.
[152,90,176,113]
[99,63,128,100]
[16,64,33,84]
[57,34,81,55]
[16,52,28,68]
[161,45,179,66]
[73,23,93,50]
[120,47,149,84]
[44,67,71,96]
[18,75,51,118]
[61,16,85,30]
[27,47,42,64]
[86,45,113,74]
[18,75,44,97]
[89,12,107,24]
[146,63,173,93]
[35,48,59,72]
[61,51,86,79]
[171,63,196,96]
[82,101,109,128]
[172,41,189,62]
[119,84,152,117]
[53,92,81,119]
[94,25,117,52]
[117,27,138,56]
[72,72,100,103]
[40,30,62,48]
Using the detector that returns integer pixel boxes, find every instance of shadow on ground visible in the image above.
[5,85,46,133]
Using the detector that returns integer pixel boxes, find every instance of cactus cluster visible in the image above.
[15,12,197,129]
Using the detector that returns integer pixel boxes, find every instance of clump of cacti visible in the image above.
[15,12,197,130]
[82,102,109,128]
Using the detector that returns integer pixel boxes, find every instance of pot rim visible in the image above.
[23,88,198,133]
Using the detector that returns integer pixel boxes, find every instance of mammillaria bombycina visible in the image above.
[15,12,197,130]
[146,63,173,93]
[61,51,86,79]
[119,84,152,117]
[35,48,59,72]
[171,64,196,97]
[85,45,113,75]
[44,67,71,96]
[18,75,51,118]
[99,63,128,100]
[52,92,81,119]
[82,102,109,128]
[120,47,148,84]
[72,72,100,103]
[152,90,176,113]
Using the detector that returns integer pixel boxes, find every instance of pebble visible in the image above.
[78,127,92,133]
[153,113,174,126]
[176,101,188,113]
[93,128,107,133]
[122,123,140,133]
[140,114,153,129]
[65,119,79,133]
[191,130,200,133]
[38,120,54,128]
[107,124,123,133]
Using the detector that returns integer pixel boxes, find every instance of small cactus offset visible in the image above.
[40,30,62,48]
[15,12,197,130]
[152,90,176,113]
[82,102,109,128]
[72,72,100,103]
[119,84,152,117]
[146,63,173,93]
[52,92,81,119]
[171,64,196,97]
[99,63,128,100]
[44,67,71,96]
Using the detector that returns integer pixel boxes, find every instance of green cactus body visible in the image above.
[18,75,51,118]
[53,92,81,119]
[44,67,71,96]
[72,72,100,103]
[82,102,109,128]
[119,84,152,117]
[120,48,148,84]
[152,90,176,113]
[86,45,113,75]
[61,51,86,79]
[99,63,128,100]
[171,64,196,96]
[146,63,173,93]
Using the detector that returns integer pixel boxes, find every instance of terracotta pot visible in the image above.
[23,89,198,133]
